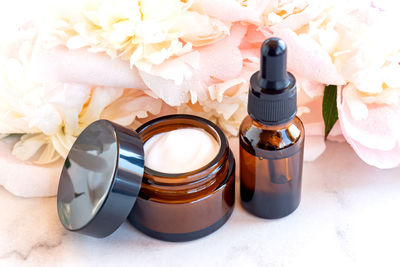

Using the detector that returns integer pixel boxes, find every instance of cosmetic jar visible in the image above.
[57,114,235,242]
[129,115,235,241]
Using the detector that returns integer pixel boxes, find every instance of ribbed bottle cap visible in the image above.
[248,38,297,125]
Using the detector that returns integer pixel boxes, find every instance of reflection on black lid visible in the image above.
[57,121,118,230]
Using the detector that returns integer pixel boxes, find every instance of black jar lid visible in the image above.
[57,120,144,238]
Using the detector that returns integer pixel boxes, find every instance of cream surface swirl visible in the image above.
[143,128,219,174]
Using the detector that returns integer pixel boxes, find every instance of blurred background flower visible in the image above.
[0,0,399,197]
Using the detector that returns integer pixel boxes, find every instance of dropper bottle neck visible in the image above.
[258,38,290,91]
[247,37,297,125]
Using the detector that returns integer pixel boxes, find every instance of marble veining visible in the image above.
[1,240,63,261]
[1,141,400,267]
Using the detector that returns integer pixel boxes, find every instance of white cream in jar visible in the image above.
[143,128,219,174]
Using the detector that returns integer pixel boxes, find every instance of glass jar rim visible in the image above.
[136,114,229,180]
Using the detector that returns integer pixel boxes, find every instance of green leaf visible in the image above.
[322,85,338,139]
[64,157,71,169]
[74,192,85,198]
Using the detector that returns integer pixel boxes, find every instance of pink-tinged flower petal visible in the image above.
[240,48,259,63]
[304,135,326,162]
[138,23,247,106]
[351,68,383,94]
[276,3,325,31]
[228,23,248,46]
[136,50,204,106]
[297,83,315,108]
[192,0,261,23]
[269,27,345,85]
[141,51,200,85]
[342,138,400,169]
[138,70,191,106]
[31,46,146,89]
[305,121,324,136]
[208,78,247,103]
[298,95,344,162]
[240,25,269,48]
[198,23,246,81]
[327,122,346,142]
[136,103,177,126]
[302,121,343,162]
[296,72,325,98]
[340,84,400,150]
[298,97,323,124]
[0,137,61,197]
[101,89,163,126]
[338,84,400,168]
[296,97,327,161]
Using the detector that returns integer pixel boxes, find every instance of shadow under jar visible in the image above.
[128,115,235,242]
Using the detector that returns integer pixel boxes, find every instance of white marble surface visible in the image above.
[1,141,400,267]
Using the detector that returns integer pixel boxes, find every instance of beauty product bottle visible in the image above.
[239,38,305,219]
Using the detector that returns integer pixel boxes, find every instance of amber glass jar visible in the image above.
[240,115,304,219]
[128,114,235,242]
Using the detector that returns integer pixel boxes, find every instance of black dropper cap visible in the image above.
[248,38,297,125]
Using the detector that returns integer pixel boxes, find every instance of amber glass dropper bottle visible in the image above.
[239,38,305,219]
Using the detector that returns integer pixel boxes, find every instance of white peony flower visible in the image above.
[49,0,230,71]
[0,22,163,164]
